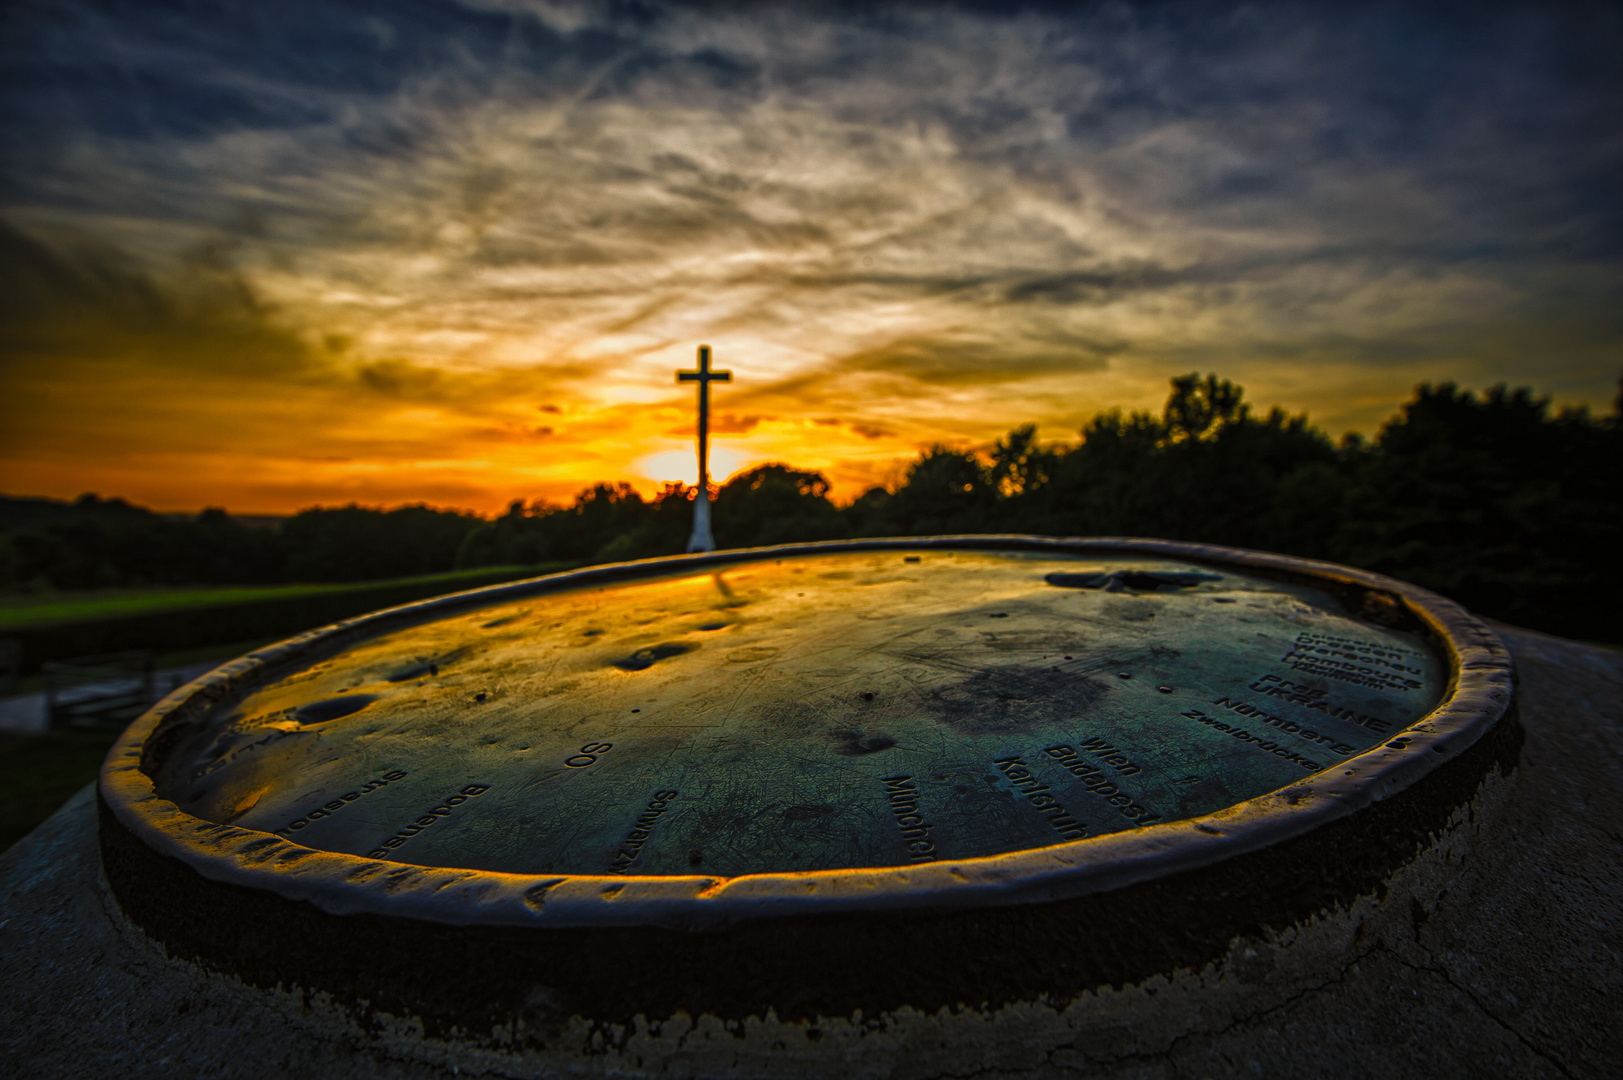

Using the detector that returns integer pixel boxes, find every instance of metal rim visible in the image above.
[99,536,1514,930]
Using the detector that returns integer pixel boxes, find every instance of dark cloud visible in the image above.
[662,412,764,435]
[710,412,767,434]
[2,0,1620,510]
[996,263,1192,306]
[0,217,315,375]
[834,331,1121,386]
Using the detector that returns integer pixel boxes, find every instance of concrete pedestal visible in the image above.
[2,623,1618,1079]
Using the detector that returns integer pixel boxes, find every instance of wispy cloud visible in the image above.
[2,0,1619,511]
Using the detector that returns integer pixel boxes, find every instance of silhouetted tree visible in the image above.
[1331,382,1623,637]
[714,464,846,548]
[533,483,652,563]
[455,500,555,569]
[4,373,1618,641]
[857,446,994,536]
[281,504,481,582]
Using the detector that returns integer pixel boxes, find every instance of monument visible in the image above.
[677,344,731,553]
[81,535,1529,1073]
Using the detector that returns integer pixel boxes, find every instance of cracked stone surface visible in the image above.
[2,624,1618,1079]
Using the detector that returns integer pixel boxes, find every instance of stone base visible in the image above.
[4,624,1620,1078]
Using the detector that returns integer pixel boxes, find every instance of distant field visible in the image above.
[0,566,554,631]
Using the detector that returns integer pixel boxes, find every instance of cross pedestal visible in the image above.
[677,344,732,552]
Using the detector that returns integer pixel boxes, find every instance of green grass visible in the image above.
[0,565,550,631]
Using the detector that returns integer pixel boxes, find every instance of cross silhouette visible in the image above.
[676,344,732,552]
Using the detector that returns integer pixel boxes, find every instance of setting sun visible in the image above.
[1,4,1618,516]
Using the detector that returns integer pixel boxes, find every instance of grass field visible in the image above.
[0,565,548,631]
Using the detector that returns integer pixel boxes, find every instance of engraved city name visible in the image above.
[1041,746,1161,826]
[1179,709,1321,770]
[365,783,489,858]
[880,775,939,860]
[1210,697,1356,756]
[1248,674,1393,732]
[608,790,680,874]
[992,758,1088,840]
[1069,734,1146,775]
[274,769,407,837]
[1280,631,1424,692]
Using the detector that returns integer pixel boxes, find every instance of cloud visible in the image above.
[833,330,1122,386]
[1,1,1620,511]
[662,412,768,436]
[0,218,315,376]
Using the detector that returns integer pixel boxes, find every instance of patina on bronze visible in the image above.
[98,537,1515,1038]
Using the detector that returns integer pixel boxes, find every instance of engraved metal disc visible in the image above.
[100,537,1513,929]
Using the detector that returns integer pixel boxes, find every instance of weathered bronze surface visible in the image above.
[89,537,1517,1041]
[147,548,1444,878]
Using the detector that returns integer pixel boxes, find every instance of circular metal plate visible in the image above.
[100,537,1512,930]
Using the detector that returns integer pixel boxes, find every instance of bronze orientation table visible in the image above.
[81,536,1529,1073]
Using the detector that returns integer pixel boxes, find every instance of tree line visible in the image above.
[0,498,483,590]
[3,374,1618,641]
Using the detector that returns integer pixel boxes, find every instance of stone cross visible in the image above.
[676,344,731,552]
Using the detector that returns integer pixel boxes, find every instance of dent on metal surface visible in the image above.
[99,537,1514,930]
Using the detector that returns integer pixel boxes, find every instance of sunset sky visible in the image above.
[2,1,1620,514]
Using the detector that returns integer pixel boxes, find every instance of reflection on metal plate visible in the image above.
[150,549,1446,877]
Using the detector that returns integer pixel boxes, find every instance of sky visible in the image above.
[1,0,1620,515]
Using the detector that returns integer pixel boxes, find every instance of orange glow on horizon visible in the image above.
[3,6,1618,518]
